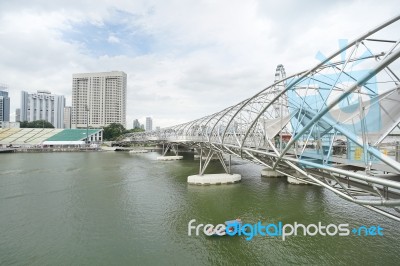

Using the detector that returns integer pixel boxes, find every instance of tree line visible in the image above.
[20,120,55,128]
[103,123,144,141]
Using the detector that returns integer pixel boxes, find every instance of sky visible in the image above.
[0,0,398,128]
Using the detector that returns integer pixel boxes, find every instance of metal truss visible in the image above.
[161,142,180,156]
[124,15,400,221]
[195,147,232,176]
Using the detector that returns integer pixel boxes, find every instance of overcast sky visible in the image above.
[0,0,398,128]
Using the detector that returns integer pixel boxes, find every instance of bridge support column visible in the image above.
[261,169,285,178]
[156,143,183,160]
[187,148,241,185]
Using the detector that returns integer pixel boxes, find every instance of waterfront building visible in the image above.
[0,85,10,122]
[20,90,65,128]
[146,117,153,131]
[72,71,127,128]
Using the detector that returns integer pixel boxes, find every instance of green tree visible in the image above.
[127,127,145,133]
[20,120,54,128]
[103,123,126,140]
[20,121,29,128]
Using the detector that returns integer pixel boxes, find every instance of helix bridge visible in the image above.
[122,15,400,221]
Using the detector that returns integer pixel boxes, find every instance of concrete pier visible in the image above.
[187,173,241,185]
[157,156,183,161]
[286,170,309,184]
[261,169,285,178]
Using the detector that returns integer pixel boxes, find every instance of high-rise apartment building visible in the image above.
[0,86,10,122]
[145,117,153,131]
[64,106,72,129]
[15,108,20,122]
[20,90,65,128]
[71,71,127,128]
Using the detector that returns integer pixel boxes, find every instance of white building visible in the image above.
[64,106,72,129]
[0,86,10,122]
[20,90,65,128]
[72,71,127,128]
[146,117,153,131]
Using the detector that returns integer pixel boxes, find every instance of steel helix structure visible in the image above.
[124,15,400,221]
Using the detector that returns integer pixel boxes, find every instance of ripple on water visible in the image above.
[0,152,399,265]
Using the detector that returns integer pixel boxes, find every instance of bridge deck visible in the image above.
[287,149,398,173]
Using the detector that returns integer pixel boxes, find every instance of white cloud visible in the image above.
[0,0,398,128]
[107,35,120,44]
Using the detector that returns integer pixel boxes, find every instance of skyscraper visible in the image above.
[15,108,20,122]
[64,106,72,129]
[72,71,127,128]
[0,87,10,122]
[133,119,140,129]
[145,117,153,131]
[20,90,65,128]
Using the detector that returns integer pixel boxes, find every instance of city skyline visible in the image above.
[4,81,159,130]
[0,1,398,128]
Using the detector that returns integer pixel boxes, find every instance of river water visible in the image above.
[0,151,399,265]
